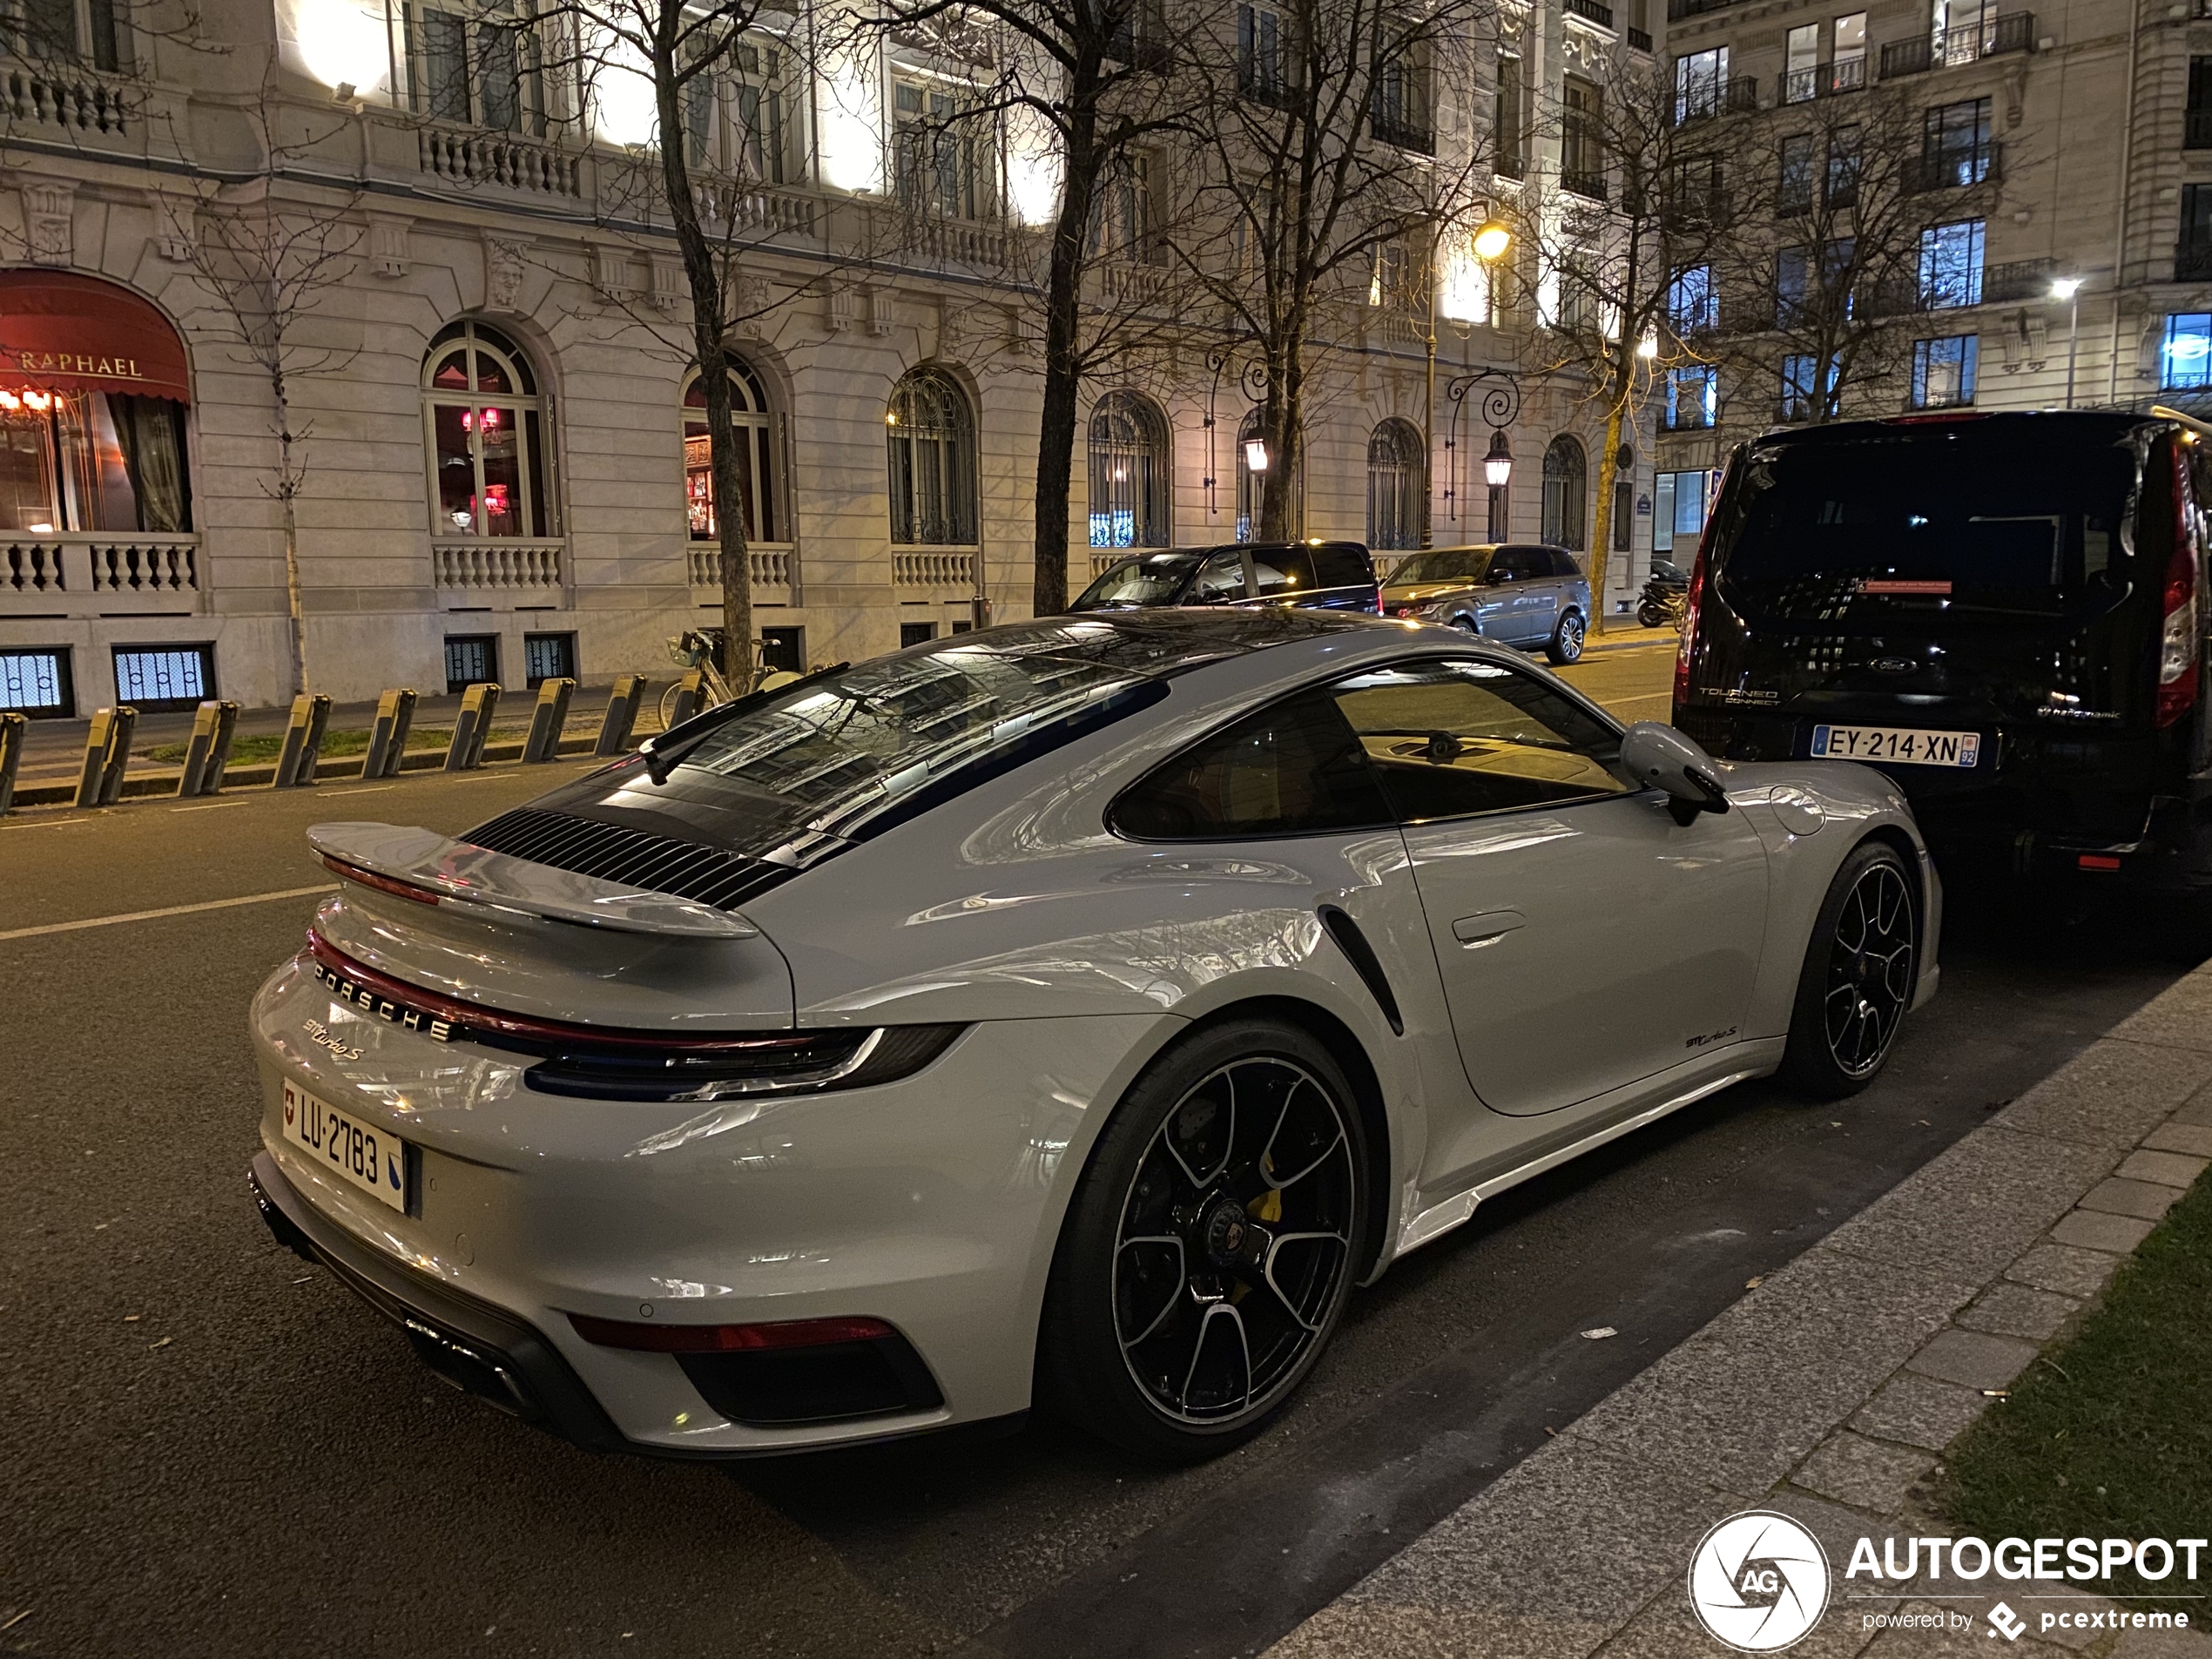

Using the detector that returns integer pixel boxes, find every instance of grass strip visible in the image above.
[142,727,531,765]
[1945,1165,2212,1602]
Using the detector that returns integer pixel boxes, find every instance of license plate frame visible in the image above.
[281,1080,412,1213]
[1809,724,1984,769]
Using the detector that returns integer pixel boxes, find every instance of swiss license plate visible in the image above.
[282,1080,409,1212]
[1811,724,1982,768]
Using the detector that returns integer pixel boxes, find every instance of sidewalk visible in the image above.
[1267,969,2212,1659]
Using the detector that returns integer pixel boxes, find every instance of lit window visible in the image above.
[887,368,978,546]
[1089,391,1170,549]
[421,321,551,540]
[2163,314,2212,390]
[1912,334,1978,408]
[1366,419,1425,550]
[683,359,782,545]
[1919,219,1986,309]
[112,644,213,710]
[1665,366,1717,430]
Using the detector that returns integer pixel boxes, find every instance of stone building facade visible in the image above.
[2,0,1665,718]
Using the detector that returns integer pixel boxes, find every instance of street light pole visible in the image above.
[2052,278,2083,409]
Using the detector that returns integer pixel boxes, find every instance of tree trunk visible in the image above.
[655,57,753,691]
[1031,82,1103,618]
[1258,336,1304,541]
[1587,395,1624,636]
[273,375,308,696]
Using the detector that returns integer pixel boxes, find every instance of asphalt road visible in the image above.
[0,638,2193,1659]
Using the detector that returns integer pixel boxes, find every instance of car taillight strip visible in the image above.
[2159,437,2202,730]
[322,853,443,906]
[303,930,821,1057]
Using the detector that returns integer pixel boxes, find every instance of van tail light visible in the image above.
[2158,440,2201,729]
[1674,538,1709,709]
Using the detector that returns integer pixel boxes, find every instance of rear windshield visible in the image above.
[1714,428,2141,624]
[1075,555,1197,608]
[563,625,1196,856]
[1387,548,1493,585]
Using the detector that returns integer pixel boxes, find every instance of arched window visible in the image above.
[1366,418,1425,550]
[1088,391,1170,550]
[1541,434,1587,550]
[1234,408,1302,542]
[422,321,550,539]
[683,358,782,544]
[887,368,977,545]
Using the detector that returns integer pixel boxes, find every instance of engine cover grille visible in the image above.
[462,807,784,910]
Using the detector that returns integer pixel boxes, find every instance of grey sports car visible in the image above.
[246,610,1938,1462]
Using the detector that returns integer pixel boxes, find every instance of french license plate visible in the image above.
[1811,724,1982,768]
[282,1080,409,1212]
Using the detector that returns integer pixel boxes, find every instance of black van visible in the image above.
[1674,410,2212,889]
[1072,541,1379,614]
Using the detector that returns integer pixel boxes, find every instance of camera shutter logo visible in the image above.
[1687,1511,1832,1652]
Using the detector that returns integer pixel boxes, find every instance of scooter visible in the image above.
[1638,559,1689,629]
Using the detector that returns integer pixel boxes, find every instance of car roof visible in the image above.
[1754,409,2160,447]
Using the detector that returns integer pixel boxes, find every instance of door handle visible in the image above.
[1452,909,1526,948]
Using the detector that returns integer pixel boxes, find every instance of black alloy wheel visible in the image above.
[1779,841,1918,1097]
[1547,610,1586,664]
[1042,1020,1366,1459]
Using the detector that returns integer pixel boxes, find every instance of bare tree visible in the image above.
[865,0,1189,614]
[163,67,361,697]
[1523,53,1748,606]
[1710,81,2004,428]
[1157,0,1490,542]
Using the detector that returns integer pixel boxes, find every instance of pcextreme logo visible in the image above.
[1688,1512,1831,1652]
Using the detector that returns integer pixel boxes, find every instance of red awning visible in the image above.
[0,270,191,402]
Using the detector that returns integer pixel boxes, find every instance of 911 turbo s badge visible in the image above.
[313,959,455,1042]
[300,1019,364,1063]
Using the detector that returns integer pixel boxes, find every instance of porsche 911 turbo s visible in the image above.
[246,610,1939,1461]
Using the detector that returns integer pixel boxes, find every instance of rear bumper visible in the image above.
[249,1150,628,1453]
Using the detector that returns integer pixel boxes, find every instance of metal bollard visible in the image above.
[664,669,705,732]
[271,694,332,789]
[176,700,240,798]
[362,689,417,779]
[444,682,500,772]
[595,675,647,757]
[74,705,138,808]
[522,677,575,764]
[0,711,24,816]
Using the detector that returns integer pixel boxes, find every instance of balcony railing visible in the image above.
[1628,24,1654,49]
[1663,186,1730,226]
[1980,256,2056,303]
[3,534,199,614]
[686,545,793,592]
[1097,258,1173,305]
[697,178,819,238]
[1563,0,1615,26]
[1371,110,1435,153]
[1673,76,1760,125]
[1830,55,1868,92]
[419,125,583,199]
[1881,12,2033,78]
[894,550,978,589]
[2188,108,2212,151]
[2,59,131,136]
[2178,243,2212,282]
[1496,151,1527,181]
[1908,141,2003,190]
[1778,61,1865,105]
[433,539,564,593]
[1238,66,1299,111]
[1667,0,1743,20]
[1561,167,1608,201]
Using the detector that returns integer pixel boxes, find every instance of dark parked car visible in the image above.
[1675,409,2212,892]
[1072,541,1379,614]
[1377,543,1594,664]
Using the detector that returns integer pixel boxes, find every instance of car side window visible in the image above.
[1329,658,1633,822]
[1111,688,1393,840]
[1190,552,1246,604]
[1489,548,1529,583]
[1309,543,1373,589]
[1548,549,1584,579]
[1250,546,1317,597]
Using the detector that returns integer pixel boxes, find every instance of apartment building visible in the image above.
[1651,0,2212,551]
[0,0,1668,718]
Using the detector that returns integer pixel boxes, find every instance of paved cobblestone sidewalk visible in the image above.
[1266,968,2212,1659]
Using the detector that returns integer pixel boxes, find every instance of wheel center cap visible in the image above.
[1204,1197,1266,1267]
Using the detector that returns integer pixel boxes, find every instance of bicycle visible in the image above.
[658,629,799,729]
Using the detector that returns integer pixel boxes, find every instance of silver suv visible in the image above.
[1379,543,1593,664]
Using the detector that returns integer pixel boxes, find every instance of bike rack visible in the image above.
[176,700,240,798]
[74,706,138,808]
[445,683,501,772]
[272,695,332,790]
[596,676,647,756]
[523,678,576,764]
[363,690,417,779]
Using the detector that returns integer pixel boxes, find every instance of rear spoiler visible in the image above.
[306,822,759,940]
[2152,405,2212,442]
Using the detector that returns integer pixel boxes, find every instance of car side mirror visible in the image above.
[1619,722,1731,826]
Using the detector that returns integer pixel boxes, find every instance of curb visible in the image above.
[1266,969,2212,1659]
